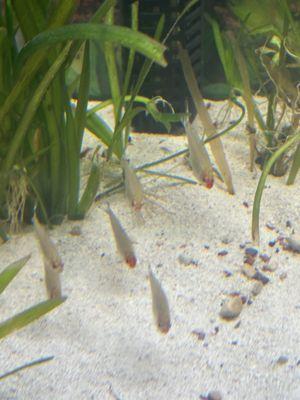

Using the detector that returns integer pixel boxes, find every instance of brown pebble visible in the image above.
[279,272,287,280]
[242,201,249,208]
[262,264,277,272]
[276,355,288,365]
[251,281,263,296]
[219,297,243,320]
[218,250,228,256]
[268,240,276,247]
[69,225,82,236]
[192,329,206,341]
[207,391,222,400]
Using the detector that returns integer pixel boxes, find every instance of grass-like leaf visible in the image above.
[2,42,72,176]
[74,162,101,219]
[0,255,31,295]
[252,132,300,243]
[0,297,66,340]
[17,24,167,69]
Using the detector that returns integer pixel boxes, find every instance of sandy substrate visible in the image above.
[0,102,300,400]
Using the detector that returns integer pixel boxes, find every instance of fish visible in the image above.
[120,157,144,211]
[32,213,63,299]
[184,118,214,188]
[148,267,171,334]
[33,213,63,272]
[44,259,62,299]
[106,204,137,268]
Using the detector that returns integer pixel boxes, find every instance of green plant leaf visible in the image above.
[74,162,101,219]
[17,24,167,69]
[0,297,66,340]
[0,255,31,295]
[1,42,72,177]
[252,132,300,243]
[287,143,300,185]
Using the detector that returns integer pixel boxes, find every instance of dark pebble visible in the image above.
[218,250,228,257]
[242,201,249,208]
[286,220,292,228]
[244,255,256,265]
[253,270,269,285]
[223,270,233,277]
[207,391,222,400]
[239,243,246,249]
[245,247,258,256]
[69,225,82,236]
[268,240,276,247]
[276,355,288,365]
[192,330,206,341]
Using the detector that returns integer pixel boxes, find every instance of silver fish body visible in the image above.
[33,214,63,299]
[149,267,171,334]
[184,119,214,188]
[33,214,63,271]
[121,158,143,210]
[106,205,137,268]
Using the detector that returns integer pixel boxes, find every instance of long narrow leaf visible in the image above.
[0,297,66,340]
[2,42,72,176]
[0,255,31,294]
[75,163,101,219]
[252,133,300,243]
[287,143,300,185]
[0,0,78,125]
[17,24,167,69]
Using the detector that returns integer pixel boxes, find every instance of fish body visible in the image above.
[33,214,63,299]
[149,267,171,334]
[184,119,214,188]
[106,205,137,268]
[44,259,62,299]
[33,214,63,272]
[121,158,143,210]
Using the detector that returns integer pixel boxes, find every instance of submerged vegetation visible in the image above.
[0,0,299,357]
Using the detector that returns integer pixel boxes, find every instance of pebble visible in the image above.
[219,297,243,320]
[279,272,287,281]
[223,270,233,277]
[253,270,269,285]
[192,329,206,341]
[276,355,288,365]
[218,250,228,256]
[259,253,271,263]
[266,222,276,230]
[251,281,263,296]
[241,263,256,279]
[178,254,198,266]
[207,391,222,400]
[69,225,82,236]
[262,264,277,272]
[245,247,258,257]
[268,240,276,247]
[285,236,300,253]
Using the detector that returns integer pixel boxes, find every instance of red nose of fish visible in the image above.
[204,178,214,189]
[126,255,137,268]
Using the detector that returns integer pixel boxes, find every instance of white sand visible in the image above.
[0,102,300,400]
